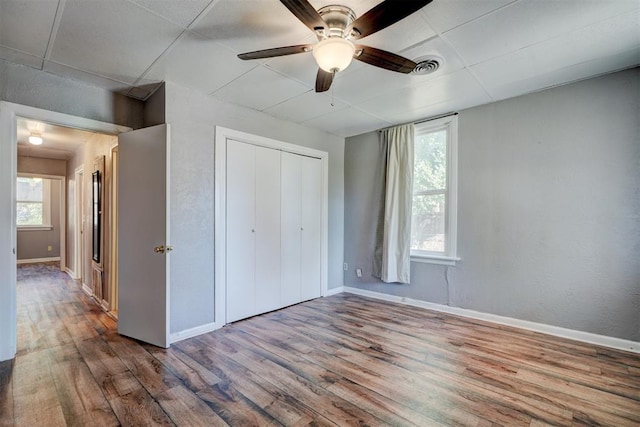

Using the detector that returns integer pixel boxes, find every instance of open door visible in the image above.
[117,124,170,348]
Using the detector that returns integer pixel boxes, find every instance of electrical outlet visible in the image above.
[47,245,53,252]
[356,268,363,278]
[343,263,348,271]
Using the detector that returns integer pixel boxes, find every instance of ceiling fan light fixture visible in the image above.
[28,132,43,145]
[312,37,355,73]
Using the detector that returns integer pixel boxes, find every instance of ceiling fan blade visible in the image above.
[238,44,312,60]
[350,0,433,39]
[280,0,326,32]
[354,45,417,73]
[315,69,334,92]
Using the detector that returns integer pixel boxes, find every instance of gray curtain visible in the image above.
[372,124,414,284]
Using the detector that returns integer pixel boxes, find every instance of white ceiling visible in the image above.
[1,0,638,138]
[16,118,96,160]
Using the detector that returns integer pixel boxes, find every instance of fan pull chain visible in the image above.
[331,70,336,107]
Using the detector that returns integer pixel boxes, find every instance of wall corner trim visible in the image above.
[325,286,345,297]
[342,287,640,354]
[169,322,221,344]
[64,267,78,280]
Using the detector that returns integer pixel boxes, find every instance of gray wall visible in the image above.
[0,59,143,129]
[16,179,61,260]
[344,68,640,342]
[18,156,67,176]
[165,82,345,334]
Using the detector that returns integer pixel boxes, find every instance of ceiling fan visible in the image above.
[237,0,433,92]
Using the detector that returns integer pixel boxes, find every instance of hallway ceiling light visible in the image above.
[28,132,43,145]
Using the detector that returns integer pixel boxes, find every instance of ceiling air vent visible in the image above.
[412,55,443,75]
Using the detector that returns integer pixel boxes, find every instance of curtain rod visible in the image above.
[378,112,458,133]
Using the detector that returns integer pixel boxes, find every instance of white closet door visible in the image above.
[254,146,281,314]
[226,140,256,322]
[300,156,323,301]
[281,152,302,306]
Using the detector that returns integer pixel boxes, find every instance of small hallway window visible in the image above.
[17,176,51,228]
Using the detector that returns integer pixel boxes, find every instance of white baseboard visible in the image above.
[17,256,60,264]
[170,322,221,344]
[81,283,93,297]
[324,286,344,297]
[64,267,79,280]
[342,287,640,354]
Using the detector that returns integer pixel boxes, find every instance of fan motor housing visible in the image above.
[317,5,356,39]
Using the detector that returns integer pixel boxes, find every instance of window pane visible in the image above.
[17,177,43,202]
[411,193,445,252]
[414,130,447,192]
[17,202,43,225]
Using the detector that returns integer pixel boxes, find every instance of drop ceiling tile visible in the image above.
[472,12,640,97]
[422,0,515,34]
[212,65,309,111]
[0,0,58,58]
[264,90,349,123]
[128,0,212,27]
[382,91,489,125]
[50,0,184,84]
[478,47,640,101]
[303,106,391,137]
[354,69,491,122]
[331,64,422,105]
[142,31,259,94]
[331,36,466,105]
[43,61,133,92]
[191,0,312,55]
[0,45,44,70]
[361,12,436,53]
[400,36,465,70]
[264,52,318,88]
[443,0,640,66]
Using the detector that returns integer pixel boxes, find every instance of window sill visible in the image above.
[411,254,460,266]
[18,226,53,232]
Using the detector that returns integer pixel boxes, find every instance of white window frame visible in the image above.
[411,115,460,266]
[17,175,52,231]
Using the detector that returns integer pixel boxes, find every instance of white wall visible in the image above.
[344,68,640,342]
[165,82,345,334]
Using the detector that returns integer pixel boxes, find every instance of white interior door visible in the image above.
[226,140,256,323]
[254,146,281,314]
[300,156,323,301]
[117,124,170,348]
[281,152,302,307]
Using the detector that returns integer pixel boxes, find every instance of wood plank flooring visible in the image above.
[1,263,639,426]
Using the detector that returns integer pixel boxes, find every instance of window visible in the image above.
[17,176,51,229]
[411,115,459,265]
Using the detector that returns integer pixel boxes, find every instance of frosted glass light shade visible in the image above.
[28,133,43,145]
[312,38,355,73]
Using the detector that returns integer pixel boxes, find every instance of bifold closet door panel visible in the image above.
[254,146,282,314]
[281,152,302,307]
[300,156,322,301]
[226,140,256,322]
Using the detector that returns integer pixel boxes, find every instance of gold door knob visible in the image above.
[154,245,166,254]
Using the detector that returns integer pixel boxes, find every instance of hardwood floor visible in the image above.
[1,263,639,426]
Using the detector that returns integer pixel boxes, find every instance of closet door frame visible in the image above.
[214,126,328,326]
